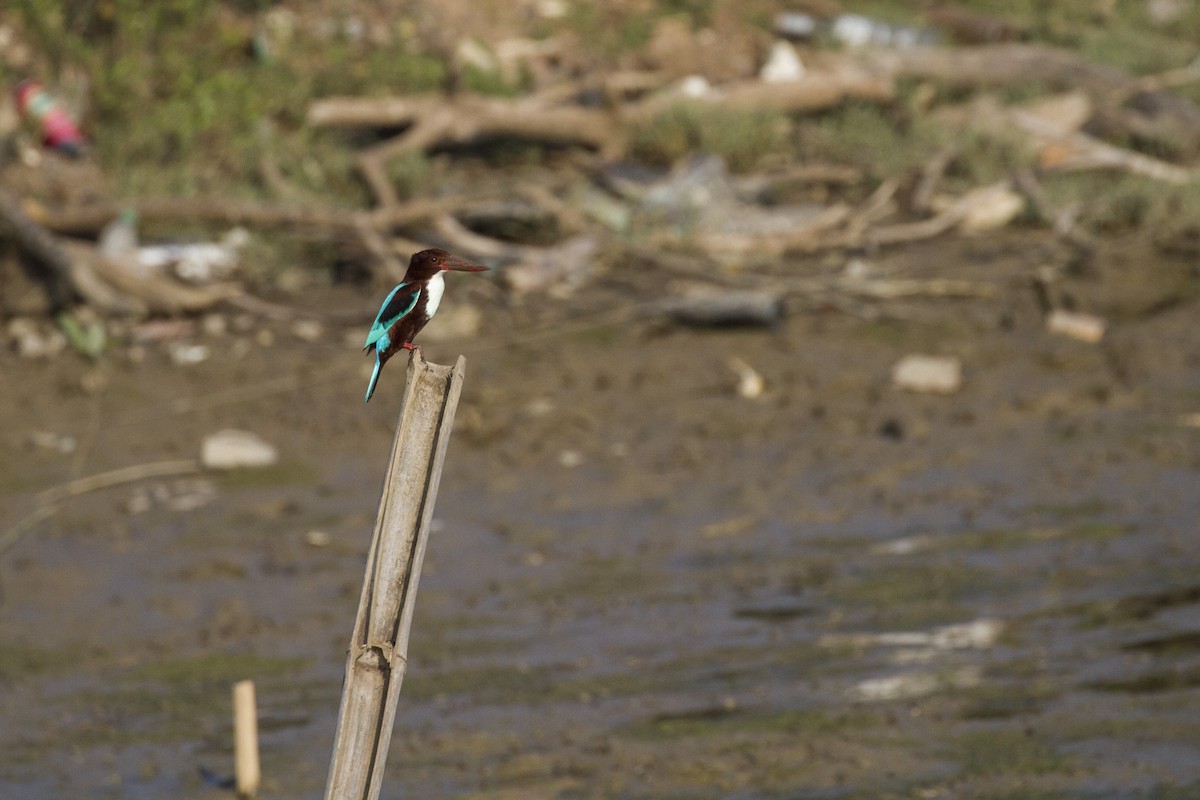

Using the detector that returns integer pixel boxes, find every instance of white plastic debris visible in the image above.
[774,12,818,40]
[853,666,981,702]
[7,317,66,359]
[201,429,279,470]
[28,431,77,454]
[99,209,139,264]
[823,619,1004,651]
[1046,309,1106,343]
[892,354,962,394]
[169,343,211,365]
[679,75,712,98]
[728,357,765,399]
[138,228,248,284]
[760,40,805,83]
[831,14,938,48]
[455,38,497,73]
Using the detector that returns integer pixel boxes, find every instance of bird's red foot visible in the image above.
[401,342,424,359]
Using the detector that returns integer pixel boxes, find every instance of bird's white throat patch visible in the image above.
[425,272,446,318]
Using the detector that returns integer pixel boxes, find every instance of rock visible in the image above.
[892,355,962,394]
[305,530,331,547]
[169,342,210,365]
[201,313,228,337]
[1046,309,1106,343]
[7,318,53,358]
[1147,0,1189,25]
[557,450,584,468]
[202,429,278,470]
[660,289,784,328]
[291,319,324,342]
[27,430,76,454]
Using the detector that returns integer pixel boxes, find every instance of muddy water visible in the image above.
[1,235,1199,798]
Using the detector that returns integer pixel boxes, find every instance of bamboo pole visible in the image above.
[324,352,467,800]
[233,679,260,798]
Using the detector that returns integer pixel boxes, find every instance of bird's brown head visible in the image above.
[405,248,490,281]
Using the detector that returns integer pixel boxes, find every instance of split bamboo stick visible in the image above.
[323,352,467,800]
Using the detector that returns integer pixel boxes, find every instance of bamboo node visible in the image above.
[354,645,393,671]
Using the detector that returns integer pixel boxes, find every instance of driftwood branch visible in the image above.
[870,43,1200,157]
[311,62,894,207]
[0,187,79,309]
[31,195,482,237]
[0,459,201,555]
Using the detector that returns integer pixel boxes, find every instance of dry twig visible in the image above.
[1,459,201,555]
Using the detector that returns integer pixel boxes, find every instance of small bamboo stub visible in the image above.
[233,679,260,798]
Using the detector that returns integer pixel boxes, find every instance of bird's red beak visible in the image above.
[443,256,490,272]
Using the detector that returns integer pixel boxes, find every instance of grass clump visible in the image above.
[631,102,788,171]
[8,0,449,202]
[950,728,1072,777]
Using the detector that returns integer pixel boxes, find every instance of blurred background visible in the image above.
[2,1,1200,798]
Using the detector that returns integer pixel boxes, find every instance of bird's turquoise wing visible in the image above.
[364,282,420,350]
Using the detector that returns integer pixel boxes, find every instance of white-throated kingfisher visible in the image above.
[363,248,489,402]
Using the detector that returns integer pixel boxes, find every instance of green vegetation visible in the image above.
[632,103,789,171]
[213,460,319,489]
[128,651,307,686]
[621,706,873,740]
[949,728,1072,777]
[825,559,997,627]
[0,643,61,681]
[8,0,449,201]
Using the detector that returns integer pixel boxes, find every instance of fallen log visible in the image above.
[312,65,895,207]
[870,43,1200,157]
[29,195,485,237]
[64,241,240,316]
[656,289,784,327]
[0,187,77,308]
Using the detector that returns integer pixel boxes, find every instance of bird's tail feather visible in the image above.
[364,355,383,403]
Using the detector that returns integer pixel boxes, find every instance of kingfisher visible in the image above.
[363,248,489,402]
